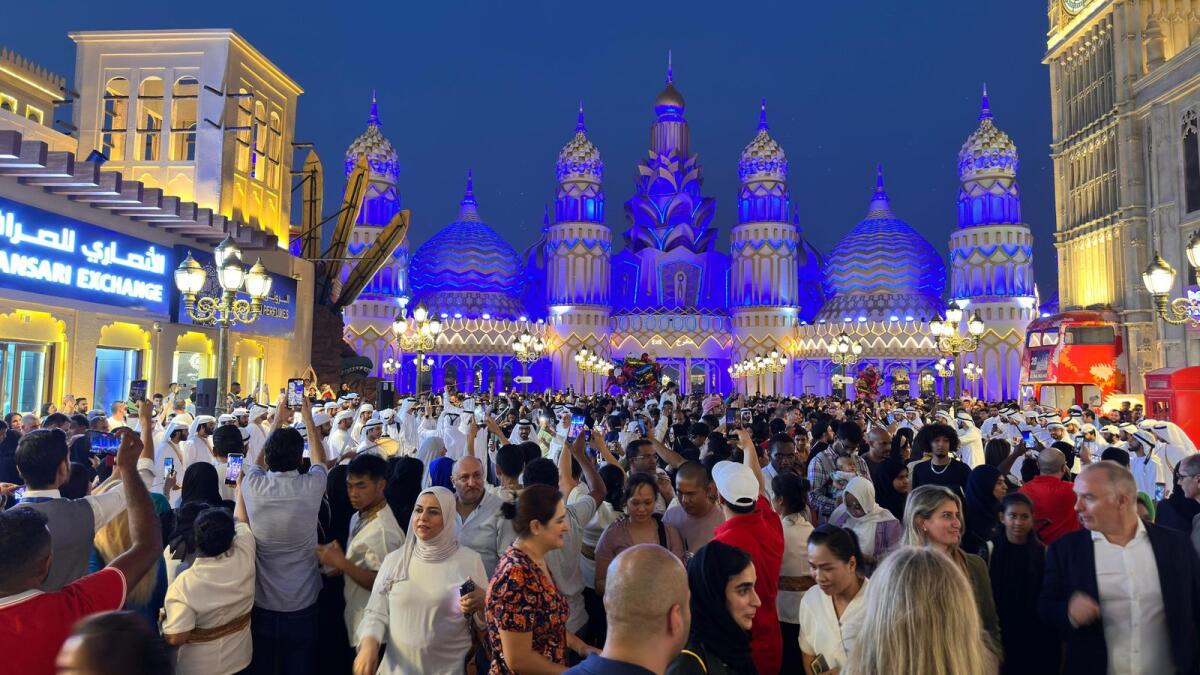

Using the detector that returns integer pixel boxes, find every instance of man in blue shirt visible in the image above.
[565,544,690,675]
[241,396,328,675]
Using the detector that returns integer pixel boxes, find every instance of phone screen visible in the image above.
[566,413,587,443]
[1155,484,1166,502]
[287,378,305,410]
[225,454,244,486]
[1022,430,1035,448]
[725,408,738,428]
[474,407,486,425]
[164,457,175,475]
[87,430,120,455]
[740,409,753,423]
[128,379,147,406]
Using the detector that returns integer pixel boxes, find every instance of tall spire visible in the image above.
[667,49,673,84]
[979,83,993,121]
[368,90,380,126]
[576,99,586,133]
[542,203,550,229]
[459,169,481,221]
[867,163,894,218]
[758,97,769,131]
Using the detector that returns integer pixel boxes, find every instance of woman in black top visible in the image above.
[667,540,759,675]
[962,465,1004,560]
[988,492,1058,675]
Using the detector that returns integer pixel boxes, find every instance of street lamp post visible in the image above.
[934,358,956,399]
[392,300,442,393]
[1143,234,1200,326]
[174,237,272,416]
[826,332,864,398]
[511,324,546,393]
[928,301,986,400]
[962,362,983,398]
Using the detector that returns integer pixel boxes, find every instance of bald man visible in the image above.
[1040,462,1200,675]
[565,544,690,675]
[452,455,512,577]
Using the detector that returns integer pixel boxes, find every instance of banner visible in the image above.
[0,197,172,314]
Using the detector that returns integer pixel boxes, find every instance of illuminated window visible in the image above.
[268,111,281,187]
[252,101,267,181]
[234,89,251,172]
[0,93,15,112]
[101,78,129,161]
[170,77,199,161]
[23,105,43,125]
[137,77,164,161]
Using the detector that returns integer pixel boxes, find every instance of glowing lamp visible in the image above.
[429,319,443,336]
[392,316,407,336]
[243,259,271,300]
[174,253,206,295]
[213,236,242,267]
[929,319,944,336]
[1142,254,1177,296]
[946,306,964,324]
[968,312,986,336]
[218,258,246,292]
[851,341,863,355]
[412,304,429,323]
[1188,231,1200,270]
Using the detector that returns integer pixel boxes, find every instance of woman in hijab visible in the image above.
[165,463,230,584]
[353,486,487,675]
[178,462,226,510]
[385,456,424,529]
[829,476,901,574]
[415,436,446,489]
[667,540,760,675]
[873,458,910,522]
[988,492,1058,675]
[962,465,1005,560]
[428,456,455,491]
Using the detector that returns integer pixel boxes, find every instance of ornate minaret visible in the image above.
[730,100,801,394]
[545,103,611,389]
[948,85,1035,400]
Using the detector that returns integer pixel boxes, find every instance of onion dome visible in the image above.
[409,171,526,318]
[818,165,946,322]
[556,101,603,184]
[738,99,788,184]
[655,51,685,113]
[344,91,400,182]
[957,84,1018,182]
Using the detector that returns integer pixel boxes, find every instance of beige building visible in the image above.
[70,29,302,246]
[0,48,76,153]
[1046,0,1200,390]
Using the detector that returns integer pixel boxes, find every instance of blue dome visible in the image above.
[409,172,526,318]
[818,167,945,322]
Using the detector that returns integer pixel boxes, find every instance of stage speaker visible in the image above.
[376,380,396,410]
[193,378,217,416]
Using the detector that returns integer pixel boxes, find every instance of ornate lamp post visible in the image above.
[764,349,788,395]
[392,299,442,393]
[174,236,271,415]
[928,301,985,399]
[510,324,546,393]
[962,362,983,398]
[728,363,748,395]
[826,332,864,397]
[935,357,956,398]
[575,351,612,396]
[382,358,400,376]
[1143,234,1200,326]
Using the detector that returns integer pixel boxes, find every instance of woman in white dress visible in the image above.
[353,486,487,675]
[797,524,870,675]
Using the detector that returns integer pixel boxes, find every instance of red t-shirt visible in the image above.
[0,567,127,675]
[713,495,785,675]
[1020,475,1081,545]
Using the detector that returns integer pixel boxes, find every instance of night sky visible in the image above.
[3,1,1057,292]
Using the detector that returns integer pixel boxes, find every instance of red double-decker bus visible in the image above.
[1020,309,1126,408]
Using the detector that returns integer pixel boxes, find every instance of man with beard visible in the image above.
[862,426,893,487]
[909,423,971,496]
[181,415,216,468]
[663,461,726,555]
[761,434,803,501]
[806,422,869,525]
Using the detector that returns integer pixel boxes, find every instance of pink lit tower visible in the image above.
[948,85,1036,400]
[544,102,612,390]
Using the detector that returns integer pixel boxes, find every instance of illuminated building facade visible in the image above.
[1046,0,1200,389]
[70,29,303,245]
[0,48,75,153]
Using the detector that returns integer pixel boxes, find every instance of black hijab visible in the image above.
[874,458,908,522]
[323,464,354,549]
[179,462,223,508]
[963,465,1002,556]
[386,456,424,532]
[687,540,757,675]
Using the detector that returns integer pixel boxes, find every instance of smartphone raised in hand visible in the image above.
[287,378,305,411]
[87,429,121,456]
[127,379,147,407]
[566,414,587,444]
[164,457,175,476]
[225,454,244,486]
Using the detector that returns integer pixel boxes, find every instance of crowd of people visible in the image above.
[2,382,1200,674]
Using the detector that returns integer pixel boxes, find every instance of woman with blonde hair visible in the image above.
[903,484,1002,654]
[843,546,997,675]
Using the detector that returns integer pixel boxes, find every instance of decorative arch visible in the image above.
[98,322,151,351]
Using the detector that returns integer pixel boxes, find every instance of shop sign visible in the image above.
[0,197,172,313]
[172,246,297,338]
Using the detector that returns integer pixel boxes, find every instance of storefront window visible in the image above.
[0,342,52,415]
[173,351,210,388]
[94,347,141,413]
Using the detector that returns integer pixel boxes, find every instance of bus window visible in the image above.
[1065,326,1113,345]
[1039,385,1077,409]
[1028,332,1042,347]
[1081,385,1102,408]
[1043,331,1059,346]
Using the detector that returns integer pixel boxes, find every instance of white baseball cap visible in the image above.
[712,461,759,508]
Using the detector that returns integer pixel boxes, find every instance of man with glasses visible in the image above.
[1153,454,1200,534]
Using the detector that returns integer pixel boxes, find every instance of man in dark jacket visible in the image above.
[1040,461,1200,674]
[1155,454,1200,534]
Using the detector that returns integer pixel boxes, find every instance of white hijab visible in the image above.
[393,486,461,583]
[838,476,896,557]
[415,436,446,488]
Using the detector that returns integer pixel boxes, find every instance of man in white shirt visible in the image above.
[105,401,129,431]
[955,411,984,469]
[314,454,403,651]
[327,410,355,461]
[153,416,191,503]
[245,405,270,464]
[355,419,385,457]
[1128,430,1166,500]
[1041,461,1200,674]
[452,455,511,578]
[182,415,216,469]
[349,404,374,444]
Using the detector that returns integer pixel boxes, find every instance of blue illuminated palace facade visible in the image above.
[342,73,1037,400]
